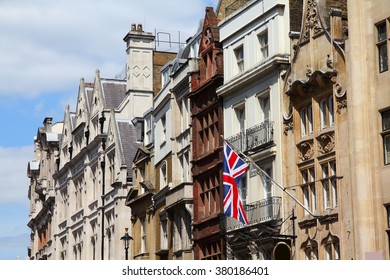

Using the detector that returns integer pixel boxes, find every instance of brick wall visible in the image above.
[153,51,177,96]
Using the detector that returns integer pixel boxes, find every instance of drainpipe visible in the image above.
[99,113,106,260]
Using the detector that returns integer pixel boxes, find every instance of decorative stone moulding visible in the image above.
[283,103,293,135]
[317,131,335,155]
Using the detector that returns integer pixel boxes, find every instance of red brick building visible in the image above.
[189,7,225,260]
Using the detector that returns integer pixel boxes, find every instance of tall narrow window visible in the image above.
[160,161,167,188]
[320,99,327,129]
[301,167,315,216]
[328,96,335,126]
[377,21,388,73]
[145,116,153,145]
[141,218,146,253]
[235,45,244,73]
[382,110,390,164]
[259,94,270,122]
[258,31,269,61]
[300,108,307,137]
[300,105,312,137]
[321,160,337,210]
[160,114,166,145]
[320,96,335,130]
[234,104,245,133]
[160,216,168,250]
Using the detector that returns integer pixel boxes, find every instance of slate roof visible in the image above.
[101,80,127,109]
[117,121,141,180]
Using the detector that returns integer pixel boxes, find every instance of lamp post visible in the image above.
[120,228,132,260]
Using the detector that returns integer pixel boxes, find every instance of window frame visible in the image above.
[321,160,337,211]
[376,21,389,73]
[301,167,316,216]
[381,109,390,165]
[258,30,269,62]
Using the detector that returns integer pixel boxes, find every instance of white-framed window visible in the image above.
[162,68,170,87]
[321,160,337,210]
[173,209,192,252]
[179,98,189,132]
[160,161,168,188]
[261,96,270,122]
[145,115,153,145]
[258,30,269,61]
[320,96,335,130]
[179,151,190,182]
[234,103,245,133]
[234,45,244,73]
[160,114,166,145]
[301,167,315,216]
[141,218,146,253]
[300,104,313,137]
[381,110,390,164]
[262,165,273,199]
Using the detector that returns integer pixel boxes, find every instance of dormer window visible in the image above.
[161,68,170,87]
[190,39,200,59]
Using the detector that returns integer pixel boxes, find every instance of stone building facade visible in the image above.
[27,118,63,260]
[217,0,291,260]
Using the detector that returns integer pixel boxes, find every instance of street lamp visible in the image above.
[120,228,133,260]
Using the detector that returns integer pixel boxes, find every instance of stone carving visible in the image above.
[317,131,335,155]
[204,28,212,46]
[297,140,314,161]
[301,0,323,42]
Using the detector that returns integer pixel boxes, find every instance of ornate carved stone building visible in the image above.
[27,118,63,260]
[282,0,349,260]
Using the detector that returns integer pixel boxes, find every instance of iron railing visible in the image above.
[226,120,274,152]
[226,196,282,231]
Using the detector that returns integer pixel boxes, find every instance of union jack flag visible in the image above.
[223,142,249,224]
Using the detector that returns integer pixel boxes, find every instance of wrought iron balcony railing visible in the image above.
[226,120,274,153]
[226,196,282,232]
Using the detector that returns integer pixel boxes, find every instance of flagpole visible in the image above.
[224,139,321,219]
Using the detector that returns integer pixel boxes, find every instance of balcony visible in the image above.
[226,196,282,232]
[226,120,274,153]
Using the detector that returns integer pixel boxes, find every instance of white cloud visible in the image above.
[0,146,33,205]
[0,0,210,98]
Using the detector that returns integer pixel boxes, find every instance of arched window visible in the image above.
[321,234,340,260]
[301,239,318,260]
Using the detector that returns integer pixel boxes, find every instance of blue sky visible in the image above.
[0,0,218,260]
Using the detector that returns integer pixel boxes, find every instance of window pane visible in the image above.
[235,46,244,72]
[378,22,387,41]
[320,99,327,129]
[259,31,269,59]
[308,104,313,134]
[379,44,388,73]
[328,96,334,126]
[384,134,390,164]
[300,108,307,136]
[382,110,390,130]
